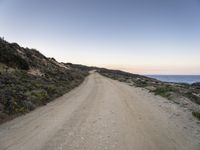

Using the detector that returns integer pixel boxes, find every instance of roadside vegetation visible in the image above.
[98,68,200,121]
[192,111,200,120]
[151,86,177,99]
[0,38,88,123]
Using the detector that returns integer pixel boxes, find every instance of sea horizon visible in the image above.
[145,75,200,84]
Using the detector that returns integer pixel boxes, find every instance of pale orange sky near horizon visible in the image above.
[104,64,200,75]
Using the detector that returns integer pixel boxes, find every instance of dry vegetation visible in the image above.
[0,38,88,123]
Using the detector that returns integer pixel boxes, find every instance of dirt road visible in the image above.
[0,72,200,150]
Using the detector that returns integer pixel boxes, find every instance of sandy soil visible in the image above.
[0,72,200,150]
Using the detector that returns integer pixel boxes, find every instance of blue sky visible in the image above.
[0,0,200,74]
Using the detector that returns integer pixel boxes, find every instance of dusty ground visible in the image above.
[0,72,200,150]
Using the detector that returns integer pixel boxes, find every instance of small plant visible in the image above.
[192,111,200,120]
[152,86,176,99]
[135,80,148,87]
[184,92,200,105]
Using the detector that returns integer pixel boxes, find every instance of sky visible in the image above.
[0,0,200,75]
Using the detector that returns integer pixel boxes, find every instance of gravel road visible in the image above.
[0,72,199,150]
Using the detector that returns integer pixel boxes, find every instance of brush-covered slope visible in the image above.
[0,38,88,123]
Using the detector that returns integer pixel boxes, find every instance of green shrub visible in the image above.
[45,85,57,94]
[0,48,29,70]
[26,89,49,105]
[3,97,26,114]
[135,80,148,87]
[192,111,200,120]
[152,86,176,99]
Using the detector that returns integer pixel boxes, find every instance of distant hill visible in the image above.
[0,38,88,123]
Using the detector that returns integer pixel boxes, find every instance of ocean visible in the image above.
[146,75,200,84]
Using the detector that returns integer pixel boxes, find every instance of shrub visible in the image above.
[3,97,26,114]
[184,92,200,105]
[135,80,148,87]
[192,111,200,120]
[0,48,29,70]
[26,89,49,105]
[152,86,176,99]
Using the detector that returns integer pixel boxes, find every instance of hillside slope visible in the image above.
[0,38,88,123]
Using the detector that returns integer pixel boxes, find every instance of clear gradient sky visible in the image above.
[0,0,200,74]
